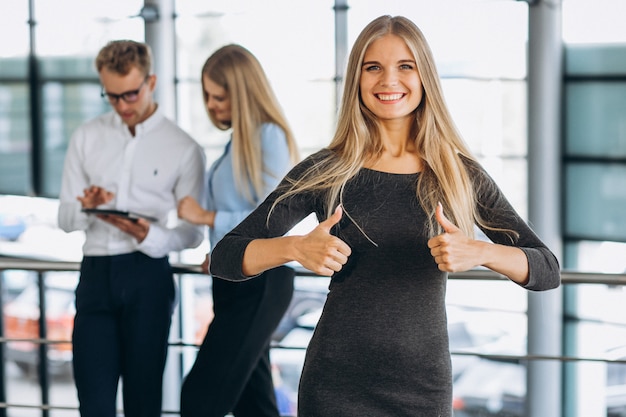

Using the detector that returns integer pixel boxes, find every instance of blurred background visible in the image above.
[1,0,626,416]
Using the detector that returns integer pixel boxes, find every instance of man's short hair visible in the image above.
[95,40,152,77]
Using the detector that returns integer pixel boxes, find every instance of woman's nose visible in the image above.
[379,70,398,87]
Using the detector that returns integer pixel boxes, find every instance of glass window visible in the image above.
[0,194,83,416]
[0,1,145,412]
[566,44,626,77]
[41,82,109,197]
[565,81,626,158]
[563,0,626,44]
[175,0,336,155]
[0,83,31,195]
[35,0,144,198]
[3,272,79,417]
[34,0,144,59]
[444,79,527,157]
[565,163,626,243]
[443,79,528,218]
[0,4,30,195]
[348,0,528,79]
[562,3,626,413]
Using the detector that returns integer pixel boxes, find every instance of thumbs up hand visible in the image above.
[427,202,480,272]
[296,205,352,276]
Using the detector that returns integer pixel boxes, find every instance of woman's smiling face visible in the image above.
[359,34,423,122]
[203,75,232,125]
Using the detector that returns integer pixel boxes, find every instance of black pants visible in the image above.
[180,266,295,417]
[73,252,175,417]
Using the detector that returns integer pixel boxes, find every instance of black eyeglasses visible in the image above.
[101,78,148,104]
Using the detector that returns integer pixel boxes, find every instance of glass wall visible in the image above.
[562,0,626,415]
[174,0,337,165]
[0,5,31,195]
[0,1,143,198]
[0,2,144,416]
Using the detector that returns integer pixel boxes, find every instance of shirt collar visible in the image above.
[111,104,165,136]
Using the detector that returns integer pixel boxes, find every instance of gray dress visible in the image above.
[210,149,560,417]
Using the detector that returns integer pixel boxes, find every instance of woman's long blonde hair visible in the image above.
[275,15,514,239]
[202,44,299,203]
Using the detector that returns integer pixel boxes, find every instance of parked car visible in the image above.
[3,273,77,376]
[452,346,626,417]
[451,358,525,417]
[189,274,329,415]
[2,269,329,382]
[608,383,626,417]
[1,270,34,302]
[272,276,329,342]
[193,275,330,346]
[447,306,526,381]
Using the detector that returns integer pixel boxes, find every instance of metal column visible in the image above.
[526,1,564,416]
[143,0,177,121]
[334,0,349,112]
[142,1,181,414]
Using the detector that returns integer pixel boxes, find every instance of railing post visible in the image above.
[36,272,50,417]
[0,272,7,417]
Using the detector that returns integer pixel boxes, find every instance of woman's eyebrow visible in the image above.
[361,58,416,66]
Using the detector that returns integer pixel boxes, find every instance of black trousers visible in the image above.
[180,266,295,417]
[72,252,175,417]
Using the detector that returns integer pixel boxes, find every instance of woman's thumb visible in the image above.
[320,205,343,231]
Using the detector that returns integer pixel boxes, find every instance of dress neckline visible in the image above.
[361,166,421,176]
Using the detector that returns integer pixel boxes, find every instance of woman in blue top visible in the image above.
[178,44,300,417]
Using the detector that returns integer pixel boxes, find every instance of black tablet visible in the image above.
[81,208,158,222]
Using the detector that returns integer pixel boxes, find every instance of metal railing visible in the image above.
[1,256,626,417]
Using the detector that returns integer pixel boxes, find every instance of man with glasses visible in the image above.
[58,40,206,417]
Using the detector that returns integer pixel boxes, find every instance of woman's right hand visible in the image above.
[178,196,214,226]
[294,206,351,276]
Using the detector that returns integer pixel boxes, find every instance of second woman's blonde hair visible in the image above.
[274,15,515,240]
[202,44,299,203]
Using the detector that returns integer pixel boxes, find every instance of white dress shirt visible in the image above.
[58,106,206,258]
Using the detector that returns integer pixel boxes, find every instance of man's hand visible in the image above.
[78,186,114,209]
[97,215,150,243]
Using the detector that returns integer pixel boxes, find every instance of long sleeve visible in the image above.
[58,125,95,233]
[467,159,561,291]
[56,108,206,258]
[209,123,294,247]
[137,144,206,258]
[210,151,326,281]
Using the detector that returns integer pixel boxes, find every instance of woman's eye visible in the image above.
[364,65,380,71]
[400,64,414,70]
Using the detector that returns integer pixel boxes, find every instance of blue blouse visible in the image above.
[206,123,293,249]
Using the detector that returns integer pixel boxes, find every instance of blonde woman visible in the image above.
[178,44,299,417]
[210,16,560,417]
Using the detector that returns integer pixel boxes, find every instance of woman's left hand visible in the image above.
[200,253,210,274]
[178,196,215,226]
[427,203,483,272]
